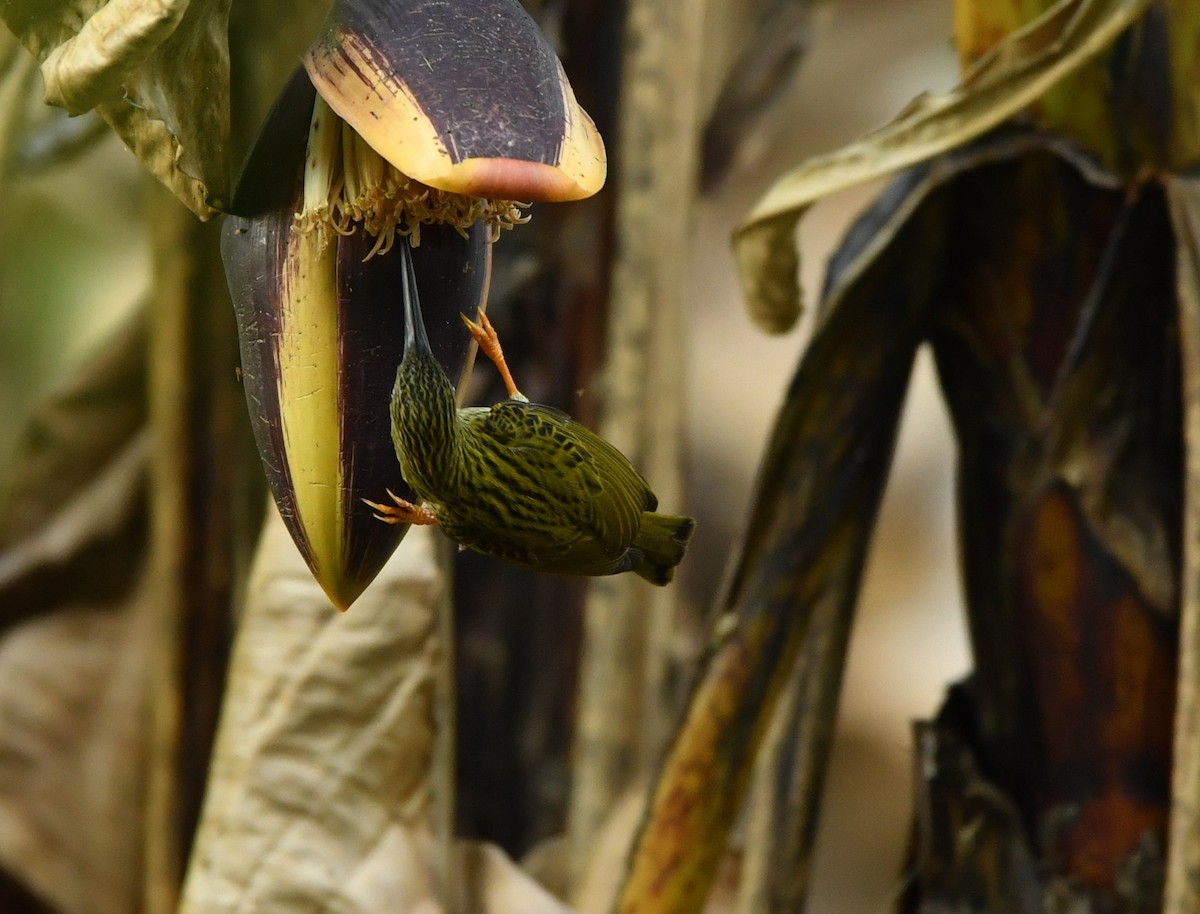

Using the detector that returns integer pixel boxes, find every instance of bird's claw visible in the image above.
[362,499,401,524]
[459,310,497,346]
[460,310,525,400]
[361,489,438,526]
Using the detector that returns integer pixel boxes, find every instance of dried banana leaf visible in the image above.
[922,148,1178,911]
[178,513,448,913]
[733,0,1147,334]
[0,0,234,216]
[612,126,1000,914]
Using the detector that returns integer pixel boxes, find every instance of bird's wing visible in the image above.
[479,400,654,553]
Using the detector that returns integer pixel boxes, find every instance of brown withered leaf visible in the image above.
[741,133,1176,914]
[900,694,1043,914]
[613,132,958,914]
[732,0,1148,333]
[718,129,1176,913]
[0,314,151,912]
[572,786,739,914]
[0,0,232,216]
[927,149,1180,911]
[617,129,1111,914]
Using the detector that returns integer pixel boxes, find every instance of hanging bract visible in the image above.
[222,0,607,610]
[304,0,606,202]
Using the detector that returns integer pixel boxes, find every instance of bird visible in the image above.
[364,239,695,585]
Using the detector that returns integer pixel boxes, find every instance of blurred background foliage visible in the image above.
[19,0,1188,911]
[2,0,1195,903]
[0,1,970,911]
[686,3,966,907]
[0,112,146,486]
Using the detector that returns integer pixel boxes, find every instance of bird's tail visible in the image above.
[633,513,696,586]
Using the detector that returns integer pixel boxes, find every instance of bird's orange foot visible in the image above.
[362,489,438,526]
[460,310,527,402]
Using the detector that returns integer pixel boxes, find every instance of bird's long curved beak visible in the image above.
[400,238,433,357]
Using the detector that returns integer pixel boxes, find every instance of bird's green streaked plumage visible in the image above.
[388,240,694,584]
